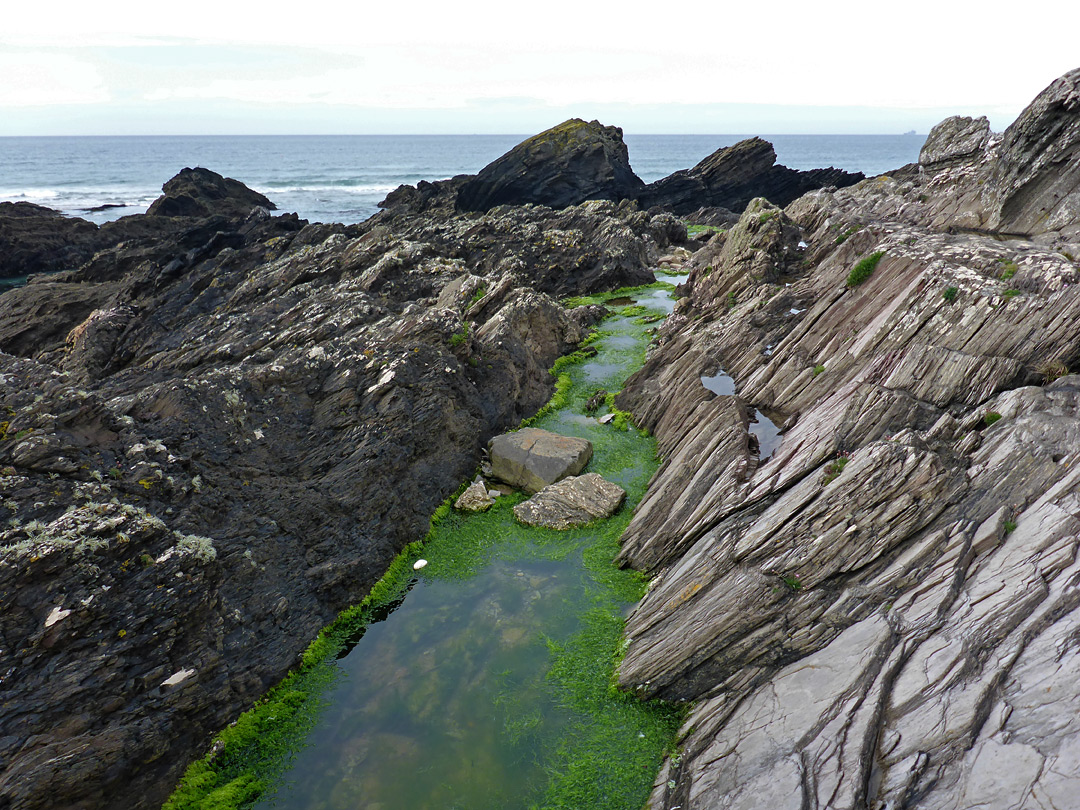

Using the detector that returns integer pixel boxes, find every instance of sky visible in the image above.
[2,0,1079,136]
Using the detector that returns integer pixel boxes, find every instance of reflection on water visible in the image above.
[700,371,736,397]
[699,370,783,462]
[259,559,578,810]
[750,409,783,461]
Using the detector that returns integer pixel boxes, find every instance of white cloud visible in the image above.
[1,0,1077,133]
[0,51,110,106]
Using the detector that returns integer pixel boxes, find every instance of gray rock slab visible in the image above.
[512,473,626,529]
[488,427,593,494]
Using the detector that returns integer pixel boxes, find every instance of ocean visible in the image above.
[0,133,926,225]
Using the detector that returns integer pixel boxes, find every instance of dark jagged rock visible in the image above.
[0,165,672,810]
[456,119,645,211]
[145,166,276,219]
[637,136,864,214]
[607,68,1080,810]
[0,201,102,280]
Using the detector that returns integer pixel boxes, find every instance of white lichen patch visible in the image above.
[0,501,216,566]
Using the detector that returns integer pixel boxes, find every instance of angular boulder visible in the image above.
[513,473,626,529]
[919,115,991,168]
[454,479,495,512]
[488,427,592,493]
[456,119,645,212]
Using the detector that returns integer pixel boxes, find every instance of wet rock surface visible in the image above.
[611,69,1080,809]
[488,428,593,494]
[0,163,679,809]
[512,472,626,529]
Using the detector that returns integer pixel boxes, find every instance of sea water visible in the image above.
[0,133,925,225]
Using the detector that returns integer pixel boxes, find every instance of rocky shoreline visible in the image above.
[2,68,1080,810]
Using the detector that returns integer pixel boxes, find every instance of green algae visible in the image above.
[166,278,686,810]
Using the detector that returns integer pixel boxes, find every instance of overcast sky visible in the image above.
[3,0,1078,136]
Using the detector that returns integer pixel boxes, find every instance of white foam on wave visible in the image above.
[256,184,399,195]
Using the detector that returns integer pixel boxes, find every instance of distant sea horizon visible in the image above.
[0,133,927,226]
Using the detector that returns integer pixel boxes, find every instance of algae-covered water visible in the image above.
[169,275,688,810]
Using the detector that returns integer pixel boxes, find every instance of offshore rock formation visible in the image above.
[0,167,682,809]
[613,68,1080,809]
[387,121,863,217]
[637,136,865,215]
[456,119,645,211]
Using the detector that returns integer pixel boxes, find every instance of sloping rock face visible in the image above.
[456,119,645,211]
[638,136,865,214]
[0,166,681,810]
[488,428,593,493]
[613,69,1080,809]
[512,472,625,528]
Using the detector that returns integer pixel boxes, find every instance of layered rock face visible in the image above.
[614,68,1080,809]
[0,168,682,809]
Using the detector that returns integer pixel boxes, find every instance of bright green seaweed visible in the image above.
[165,280,688,810]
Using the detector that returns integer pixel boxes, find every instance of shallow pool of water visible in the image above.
[238,285,684,810]
[750,409,783,461]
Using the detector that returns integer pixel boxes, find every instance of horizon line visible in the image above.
[0,131,927,139]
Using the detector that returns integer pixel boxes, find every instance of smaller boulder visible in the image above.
[513,473,626,529]
[455,479,495,512]
[488,427,592,494]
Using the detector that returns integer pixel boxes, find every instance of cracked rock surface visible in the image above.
[614,69,1080,809]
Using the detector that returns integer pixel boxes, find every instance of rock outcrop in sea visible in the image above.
[383,117,864,217]
[611,68,1080,809]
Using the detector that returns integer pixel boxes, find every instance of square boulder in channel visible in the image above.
[488,427,593,494]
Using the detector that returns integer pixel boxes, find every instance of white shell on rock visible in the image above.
[413,559,428,570]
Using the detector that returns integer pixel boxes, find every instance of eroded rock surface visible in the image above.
[488,428,593,493]
[0,164,679,810]
[512,473,625,529]
[612,68,1080,809]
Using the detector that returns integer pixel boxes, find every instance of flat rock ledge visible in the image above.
[488,427,593,494]
[455,479,495,511]
[513,473,626,529]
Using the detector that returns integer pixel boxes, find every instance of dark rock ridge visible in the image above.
[456,118,645,211]
[637,136,865,214]
[386,121,863,216]
[0,166,682,809]
[610,68,1080,809]
[0,168,279,284]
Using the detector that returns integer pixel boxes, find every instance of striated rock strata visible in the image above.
[613,68,1080,809]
